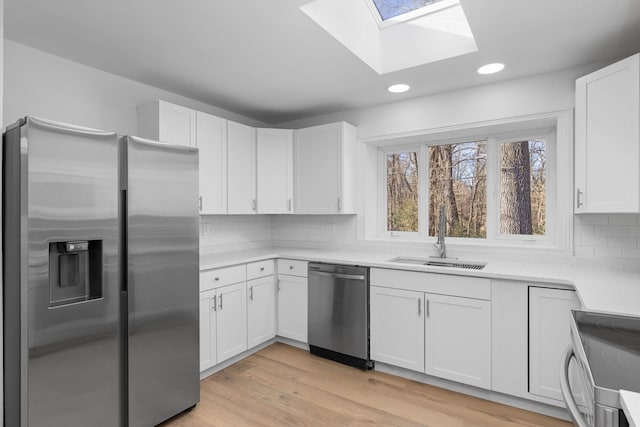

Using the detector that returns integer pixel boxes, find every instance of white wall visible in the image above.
[3,40,267,134]
[276,65,600,138]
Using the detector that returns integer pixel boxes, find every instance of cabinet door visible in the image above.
[247,276,276,348]
[216,282,248,363]
[575,54,640,213]
[276,274,308,342]
[370,286,424,372]
[157,101,196,147]
[529,287,580,401]
[256,128,293,214]
[294,123,342,214]
[199,290,217,371]
[425,293,491,389]
[227,121,257,214]
[196,112,227,214]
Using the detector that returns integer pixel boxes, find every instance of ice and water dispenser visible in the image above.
[48,240,103,307]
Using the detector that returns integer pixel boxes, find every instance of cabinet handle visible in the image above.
[289,265,294,270]
[337,197,342,213]
[198,196,203,211]
[426,299,430,318]
[260,267,264,272]
[576,189,584,209]
[288,198,292,212]
[214,277,219,282]
[212,295,217,312]
[418,299,421,316]
[249,286,253,301]
[219,293,223,310]
[277,279,281,292]
[252,199,257,212]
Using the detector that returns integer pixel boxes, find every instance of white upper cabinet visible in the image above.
[137,100,197,147]
[293,122,358,214]
[575,53,640,213]
[256,128,293,214]
[196,112,227,214]
[228,121,257,214]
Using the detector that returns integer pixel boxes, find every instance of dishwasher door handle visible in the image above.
[310,271,366,281]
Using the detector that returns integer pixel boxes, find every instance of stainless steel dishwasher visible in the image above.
[308,262,373,370]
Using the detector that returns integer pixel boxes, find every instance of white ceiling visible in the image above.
[5,0,640,124]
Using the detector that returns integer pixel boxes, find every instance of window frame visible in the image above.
[379,129,559,249]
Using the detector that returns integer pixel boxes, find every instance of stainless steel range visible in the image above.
[561,310,638,427]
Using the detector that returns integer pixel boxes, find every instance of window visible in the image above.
[371,0,445,21]
[428,141,486,238]
[499,139,546,236]
[386,152,418,232]
[382,133,554,246]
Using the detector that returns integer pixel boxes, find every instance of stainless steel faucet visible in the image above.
[434,205,446,258]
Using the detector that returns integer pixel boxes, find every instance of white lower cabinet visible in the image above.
[199,289,217,371]
[424,293,491,389]
[216,282,248,363]
[247,275,276,348]
[370,286,425,372]
[276,274,308,342]
[199,281,248,371]
[529,286,580,401]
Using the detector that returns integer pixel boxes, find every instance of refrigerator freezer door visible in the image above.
[124,136,200,427]
[3,117,121,427]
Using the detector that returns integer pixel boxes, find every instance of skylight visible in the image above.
[372,0,445,21]
[300,0,477,74]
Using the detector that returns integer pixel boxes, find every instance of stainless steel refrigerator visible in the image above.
[3,116,200,426]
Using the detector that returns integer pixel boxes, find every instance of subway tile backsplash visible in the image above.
[199,215,273,255]
[199,213,639,261]
[574,214,640,258]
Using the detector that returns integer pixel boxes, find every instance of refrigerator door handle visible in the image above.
[29,116,117,137]
[121,189,128,292]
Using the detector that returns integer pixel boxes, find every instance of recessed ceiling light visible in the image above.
[477,63,505,75]
[388,84,410,93]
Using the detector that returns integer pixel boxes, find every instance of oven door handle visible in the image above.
[560,346,590,427]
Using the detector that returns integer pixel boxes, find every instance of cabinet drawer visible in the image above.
[200,265,246,292]
[371,268,490,300]
[277,259,308,277]
[247,260,274,280]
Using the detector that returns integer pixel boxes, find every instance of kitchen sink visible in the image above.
[387,256,487,270]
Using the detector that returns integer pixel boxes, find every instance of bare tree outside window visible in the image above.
[428,142,487,238]
[500,140,546,235]
[386,152,419,232]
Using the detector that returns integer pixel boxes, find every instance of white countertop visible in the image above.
[200,246,640,424]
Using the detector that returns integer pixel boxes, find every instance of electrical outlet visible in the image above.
[326,222,336,234]
[202,222,212,236]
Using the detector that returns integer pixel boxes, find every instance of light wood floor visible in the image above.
[161,343,571,427]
